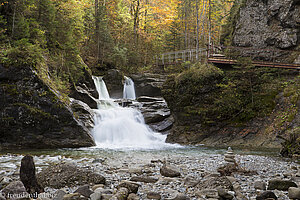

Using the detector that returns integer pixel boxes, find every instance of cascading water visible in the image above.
[92,76,175,149]
[92,76,110,100]
[123,76,136,100]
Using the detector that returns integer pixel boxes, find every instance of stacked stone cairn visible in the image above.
[224,147,236,165]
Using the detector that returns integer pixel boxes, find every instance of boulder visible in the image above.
[117,181,140,194]
[20,155,44,194]
[147,192,161,199]
[217,187,233,200]
[288,187,300,199]
[110,187,129,200]
[74,185,93,198]
[69,98,95,130]
[128,193,139,200]
[256,191,277,200]
[195,189,218,199]
[160,164,181,178]
[0,66,95,149]
[131,73,167,97]
[90,192,101,200]
[130,176,159,183]
[53,190,66,200]
[2,181,29,200]
[37,163,105,188]
[267,179,297,191]
[254,180,266,190]
[197,176,233,191]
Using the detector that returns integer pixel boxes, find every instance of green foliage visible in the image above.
[0,39,44,67]
[175,63,224,88]
[163,66,287,127]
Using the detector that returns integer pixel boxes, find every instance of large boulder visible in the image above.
[37,163,105,188]
[0,65,95,149]
[131,73,167,97]
[160,163,181,178]
[267,179,297,191]
[1,181,29,200]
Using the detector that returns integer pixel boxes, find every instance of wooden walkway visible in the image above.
[157,46,300,70]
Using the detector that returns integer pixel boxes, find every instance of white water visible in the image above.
[92,76,110,100]
[92,76,177,150]
[123,76,136,100]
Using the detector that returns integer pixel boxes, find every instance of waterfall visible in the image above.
[92,76,110,100]
[91,76,175,150]
[123,76,136,100]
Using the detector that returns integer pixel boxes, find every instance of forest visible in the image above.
[0,0,233,90]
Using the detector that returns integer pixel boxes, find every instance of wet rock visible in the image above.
[0,176,12,186]
[217,188,233,200]
[110,187,129,200]
[267,179,297,191]
[197,176,233,191]
[20,155,44,194]
[2,181,29,200]
[254,180,266,190]
[74,185,93,198]
[37,163,105,188]
[69,98,95,130]
[53,190,67,200]
[256,191,277,200]
[288,187,300,199]
[90,192,101,200]
[160,163,181,177]
[128,193,139,200]
[117,181,140,194]
[147,192,161,199]
[130,176,158,183]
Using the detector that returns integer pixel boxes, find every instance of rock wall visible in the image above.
[0,65,95,149]
[225,0,300,62]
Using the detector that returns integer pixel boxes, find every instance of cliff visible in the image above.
[222,0,300,63]
[0,65,95,149]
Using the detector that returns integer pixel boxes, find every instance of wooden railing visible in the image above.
[156,45,300,70]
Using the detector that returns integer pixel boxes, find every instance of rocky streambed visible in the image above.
[0,147,299,200]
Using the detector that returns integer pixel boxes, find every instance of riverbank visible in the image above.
[0,147,299,200]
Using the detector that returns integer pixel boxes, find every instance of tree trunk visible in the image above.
[95,0,100,63]
[196,0,199,60]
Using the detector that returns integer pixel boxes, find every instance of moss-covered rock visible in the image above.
[162,63,299,151]
[0,64,95,150]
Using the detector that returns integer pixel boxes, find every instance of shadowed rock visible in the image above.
[20,155,44,194]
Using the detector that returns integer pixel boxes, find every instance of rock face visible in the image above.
[37,163,105,188]
[131,73,167,97]
[0,65,95,149]
[232,0,300,62]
